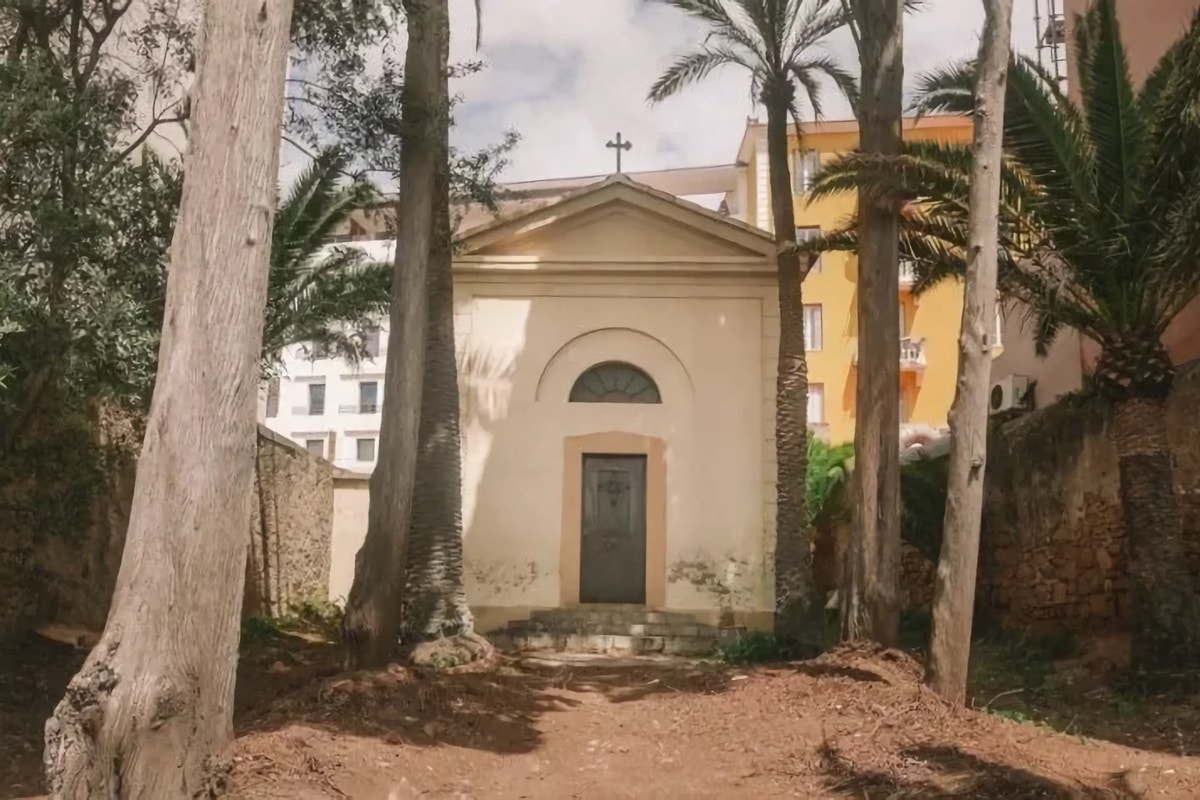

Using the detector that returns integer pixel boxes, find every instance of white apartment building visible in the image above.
[261,241,395,473]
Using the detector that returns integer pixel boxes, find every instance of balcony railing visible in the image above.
[899,259,917,289]
[850,337,926,369]
[338,403,379,414]
[291,405,325,416]
[900,337,926,370]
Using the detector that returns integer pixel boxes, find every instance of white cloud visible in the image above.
[283,0,1046,186]
[447,0,1043,182]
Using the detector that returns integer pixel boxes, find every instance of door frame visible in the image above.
[560,431,667,608]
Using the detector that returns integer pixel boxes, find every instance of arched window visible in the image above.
[569,361,662,404]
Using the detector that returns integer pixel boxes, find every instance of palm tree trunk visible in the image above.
[764,97,817,643]
[403,13,474,639]
[1113,395,1200,672]
[342,0,445,670]
[928,0,1014,705]
[43,1,293,793]
[844,0,904,647]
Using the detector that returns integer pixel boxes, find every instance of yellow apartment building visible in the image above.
[729,116,974,444]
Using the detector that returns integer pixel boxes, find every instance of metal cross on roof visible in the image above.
[606,132,632,173]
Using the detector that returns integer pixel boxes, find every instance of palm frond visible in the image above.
[791,53,859,115]
[908,61,975,117]
[647,0,764,56]
[647,47,752,103]
[1075,0,1143,222]
[262,147,389,369]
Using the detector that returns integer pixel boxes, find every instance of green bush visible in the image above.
[900,453,948,562]
[718,631,825,664]
[807,438,853,524]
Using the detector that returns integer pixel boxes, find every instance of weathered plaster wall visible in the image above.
[977,361,1200,633]
[456,276,775,631]
[328,470,370,604]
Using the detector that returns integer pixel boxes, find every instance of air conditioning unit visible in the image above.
[989,375,1031,415]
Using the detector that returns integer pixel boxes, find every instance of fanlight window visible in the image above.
[569,361,662,404]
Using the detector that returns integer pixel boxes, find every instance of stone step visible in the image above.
[522,607,712,631]
[492,631,718,657]
[512,619,719,638]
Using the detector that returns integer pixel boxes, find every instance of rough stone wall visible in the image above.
[244,425,334,617]
[0,405,137,638]
[1,419,335,638]
[978,361,1200,633]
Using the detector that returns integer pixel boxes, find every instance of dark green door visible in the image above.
[580,454,647,604]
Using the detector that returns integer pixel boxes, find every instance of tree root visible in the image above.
[408,631,497,673]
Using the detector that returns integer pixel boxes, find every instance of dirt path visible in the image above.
[230,646,1199,799]
[4,635,1199,799]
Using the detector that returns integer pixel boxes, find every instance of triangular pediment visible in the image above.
[459,176,775,262]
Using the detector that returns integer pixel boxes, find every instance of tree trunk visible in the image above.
[1113,395,1200,673]
[42,1,293,795]
[843,0,904,647]
[402,3,474,642]
[763,96,816,644]
[342,0,446,669]
[927,0,1013,705]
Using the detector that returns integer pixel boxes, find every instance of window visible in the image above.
[808,384,825,424]
[363,326,381,358]
[356,437,377,462]
[305,439,324,457]
[569,362,662,404]
[309,341,330,360]
[308,383,326,415]
[794,149,820,193]
[803,305,823,351]
[265,377,280,419]
[796,226,822,272]
[359,381,379,413]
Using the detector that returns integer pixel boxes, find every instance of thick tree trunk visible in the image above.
[403,4,474,642]
[927,0,1013,705]
[843,0,904,647]
[342,0,446,669]
[764,98,817,643]
[1113,396,1200,672]
[42,1,293,795]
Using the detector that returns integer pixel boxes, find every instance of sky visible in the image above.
[283,0,1046,187]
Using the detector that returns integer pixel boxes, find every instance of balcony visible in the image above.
[900,337,926,371]
[850,337,926,372]
[291,405,325,416]
[339,403,379,414]
[899,259,917,290]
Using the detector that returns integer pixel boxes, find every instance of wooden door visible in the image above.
[580,454,647,604]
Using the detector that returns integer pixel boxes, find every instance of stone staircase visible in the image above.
[490,606,738,657]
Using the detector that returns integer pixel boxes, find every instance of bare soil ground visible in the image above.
[3,630,1199,799]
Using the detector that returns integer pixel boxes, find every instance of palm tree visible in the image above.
[805,0,1200,672]
[261,146,391,374]
[840,0,906,647]
[343,0,446,669]
[647,0,856,642]
[401,1,476,644]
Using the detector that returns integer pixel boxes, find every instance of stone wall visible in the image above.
[1,419,335,638]
[244,426,334,617]
[978,361,1200,633]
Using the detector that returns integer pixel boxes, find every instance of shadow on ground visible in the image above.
[237,645,735,757]
[820,742,1135,799]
